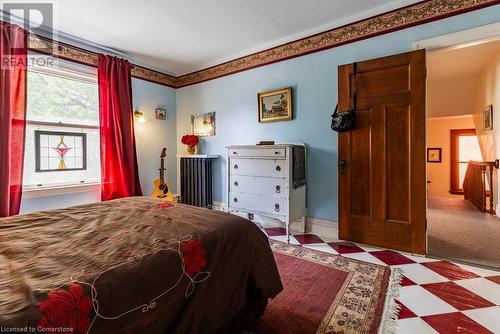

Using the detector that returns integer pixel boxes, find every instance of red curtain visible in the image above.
[0,22,27,217]
[98,54,142,200]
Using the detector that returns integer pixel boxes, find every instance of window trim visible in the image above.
[22,182,101,199]
[28,52,97,84]
[450,128,477,195]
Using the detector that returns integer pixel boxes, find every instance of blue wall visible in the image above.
[176,7,500,221]
[132,79,177,196]
[20,78,176,213]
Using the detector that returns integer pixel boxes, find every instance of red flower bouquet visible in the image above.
[38,284,92,334]
[181,134,199,155]
[181,135,199,147]
[180,239,207,277]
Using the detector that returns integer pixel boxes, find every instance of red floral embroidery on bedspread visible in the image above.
[156,203,175,209]
[38,284,92,334]
[180,240,207,277]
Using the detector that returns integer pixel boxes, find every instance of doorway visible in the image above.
[426,39,500,269]
[450,129,482,195]
[337,24,500,262]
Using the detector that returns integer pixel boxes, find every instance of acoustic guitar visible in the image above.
[151,148,174,201]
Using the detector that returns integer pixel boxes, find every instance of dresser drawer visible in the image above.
[229,147,286,159]
[230,175,286,197]
[230,158,285,178]
[229,192,285,216]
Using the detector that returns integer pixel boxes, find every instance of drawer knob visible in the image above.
[275,151,279,155]
[234,164,238,169]
[276,165,281,172]
[275,185,281,193]
[233,151,238,154]
[234,181,238,186]
[233,197,238,203]
[274,204,280,212]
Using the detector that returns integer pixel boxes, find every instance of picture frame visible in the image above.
[191,112,216,136]
[155,108,167,120]
[427,148,442,163]
[483,105,493,131]
[258,87,292,123]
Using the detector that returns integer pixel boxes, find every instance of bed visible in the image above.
[0,197,282,333]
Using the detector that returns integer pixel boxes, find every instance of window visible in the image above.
[450,129,482,194]
[23,54,100,190]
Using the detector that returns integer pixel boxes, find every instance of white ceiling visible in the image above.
[41,0,419,75]
[427,39,500,80]
[427,40,500,118]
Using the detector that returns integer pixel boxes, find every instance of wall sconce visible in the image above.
[134,110,146,123]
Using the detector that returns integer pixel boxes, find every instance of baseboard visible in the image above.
[212,201,339,240]
[303,217,339,240]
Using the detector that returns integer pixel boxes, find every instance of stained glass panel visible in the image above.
[35,131,87,172]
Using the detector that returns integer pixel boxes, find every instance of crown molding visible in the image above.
[24,0,500,89]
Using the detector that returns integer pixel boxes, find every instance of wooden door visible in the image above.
[338,50,426,254]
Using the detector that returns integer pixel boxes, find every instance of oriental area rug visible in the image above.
[252,240,402,334]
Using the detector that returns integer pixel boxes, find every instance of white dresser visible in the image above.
[226,144,306,242]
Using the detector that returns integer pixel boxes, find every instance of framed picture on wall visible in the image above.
[258,87,292,123]
[483,105,493,131]
[155,108,167,120]
[427,148,442,163]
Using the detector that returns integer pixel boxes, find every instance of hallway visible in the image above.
[428,196,500,269]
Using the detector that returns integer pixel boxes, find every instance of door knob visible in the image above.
[275,185,281,193]
[276,166,281,172]
[274,204,280,212]
[234,181,238,186]
[234,164,238,169]
[233,197,238,202]
[339,160,347,174]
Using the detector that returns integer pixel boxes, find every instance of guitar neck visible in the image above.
[159,158,165,183]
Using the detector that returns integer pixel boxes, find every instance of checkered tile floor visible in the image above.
[262,227,500,334]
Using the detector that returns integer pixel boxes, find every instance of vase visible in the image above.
[187,145,196,155]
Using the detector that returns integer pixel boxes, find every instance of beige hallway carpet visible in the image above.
[428,196,500,269]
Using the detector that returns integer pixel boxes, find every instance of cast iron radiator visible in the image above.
[180,157,213,208]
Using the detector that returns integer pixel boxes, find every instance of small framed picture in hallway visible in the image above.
[427,148,442,163]
[483,105,493,131]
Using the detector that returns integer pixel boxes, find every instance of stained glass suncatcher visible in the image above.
[35,130,87,172]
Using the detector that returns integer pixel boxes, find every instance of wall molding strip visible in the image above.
[24,0,500,88]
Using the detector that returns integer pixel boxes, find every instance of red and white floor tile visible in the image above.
[262,227,500,334]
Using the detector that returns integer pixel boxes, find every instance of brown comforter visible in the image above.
[0,197,282,333]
